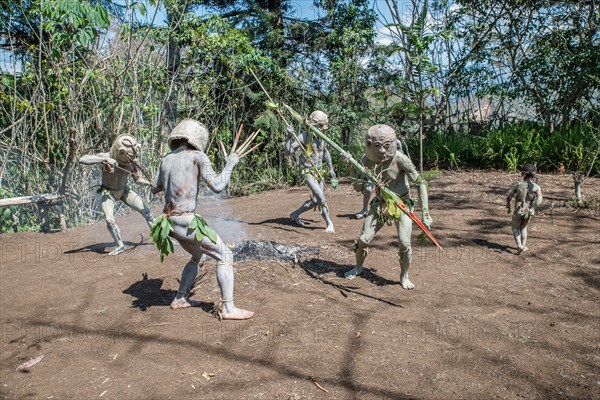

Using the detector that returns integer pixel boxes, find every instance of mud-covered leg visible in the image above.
[396,213,414,289]
[170,241,204,309]
[512,214,524,254]
[170,215,253,319]
[307,175,334,233]
[122,189,155,227]
[520,218,530,252]
[290,198,317,227]
[101,194,125,255]
[345,213,383,279]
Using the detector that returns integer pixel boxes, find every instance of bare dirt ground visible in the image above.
[1,171,599,400]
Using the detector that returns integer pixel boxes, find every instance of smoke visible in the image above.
[199,191,248,244]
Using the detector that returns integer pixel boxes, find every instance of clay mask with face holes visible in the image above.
[365,124,397,162]
[109,135,141,166]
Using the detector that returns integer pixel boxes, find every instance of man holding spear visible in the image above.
[284,110,338,233]
[150,119,258,319]
[344,124,433,289]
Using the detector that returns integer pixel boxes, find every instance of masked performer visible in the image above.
[506,164,543,254]
[285,110,337,233]
[79,135,155,255]
[345,125,433,290]
[151,119,254,319]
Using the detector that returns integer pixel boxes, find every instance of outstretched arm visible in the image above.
[199,152,239,193]
[79,152,115,165]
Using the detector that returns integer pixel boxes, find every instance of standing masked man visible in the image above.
[151,119,254,319]
[345,125,433,290]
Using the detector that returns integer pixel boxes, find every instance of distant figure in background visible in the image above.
[151,119,254,320]
[506,164,543,254]
[355,138,406,219]
[284,110,337,233]
[79,135,155,255]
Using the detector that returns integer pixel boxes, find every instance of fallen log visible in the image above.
[0,194,66,231]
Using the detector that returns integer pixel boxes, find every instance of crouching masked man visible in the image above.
[79,135,155,255]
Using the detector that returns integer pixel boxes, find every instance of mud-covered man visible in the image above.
[345,125,433,290]
[284,110,337,233]
[506,164,543,254]
[79,135,155,255]
[151,119,253,320]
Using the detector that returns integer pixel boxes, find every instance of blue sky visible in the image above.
[137,0,412,45]
[0,0,413,73]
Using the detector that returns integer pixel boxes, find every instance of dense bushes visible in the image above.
[407,123,599,174]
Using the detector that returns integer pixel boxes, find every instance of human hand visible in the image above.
[286,125,296,137]
[530,209,535,216]
[226,153,240,165]
[340,151,352,163]
[219,128,261,161]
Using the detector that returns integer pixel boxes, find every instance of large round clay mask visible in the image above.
[365,124,397,162]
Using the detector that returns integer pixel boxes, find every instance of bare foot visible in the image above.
[170,297,195,309]
[400,276,415,290]
[220,308,254,320]
[355,209,367,219]
[325,225,335,233]
[344,266,363,279]
[290,213,305,227]
[109,246,125,256]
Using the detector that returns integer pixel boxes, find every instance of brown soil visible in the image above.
[1,171,599,400]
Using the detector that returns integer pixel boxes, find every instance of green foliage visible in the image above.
[189,214,218,243]
[415,123,599,174]
[150,215,175,262]
[41,0,109,47]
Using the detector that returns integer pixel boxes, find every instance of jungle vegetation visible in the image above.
[1,0,598,231]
